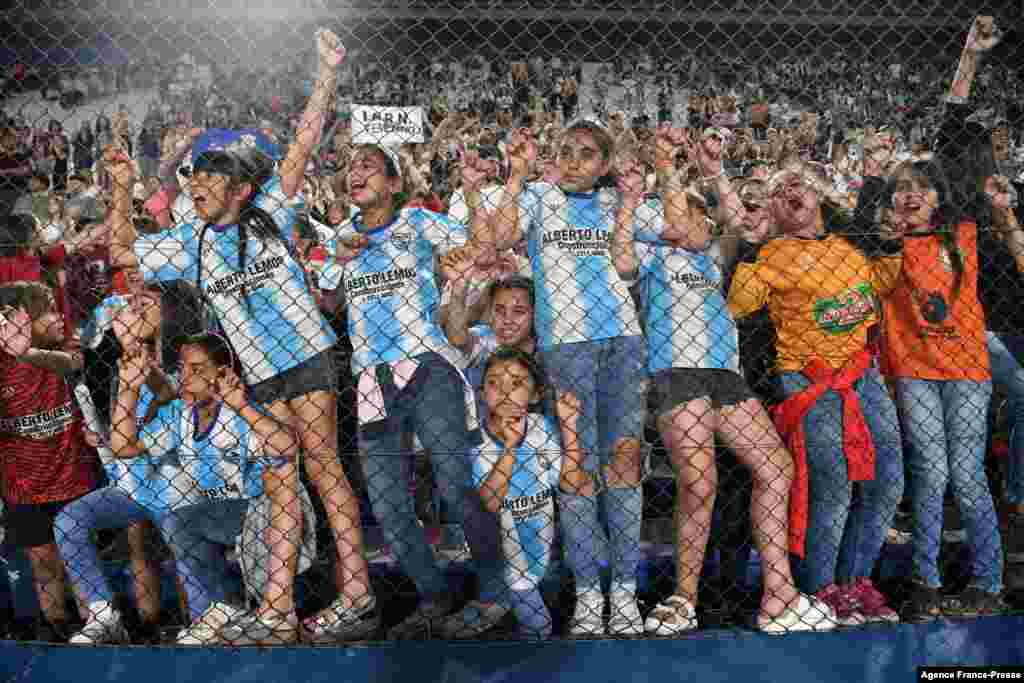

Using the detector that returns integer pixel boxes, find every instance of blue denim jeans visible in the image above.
[538,336,648,474]
[159,499,249,621]
[53,487,156,605]
[779,366,904,594]
[987,332,1024,505]
[359,353,495,601]
[895,378,1003,593]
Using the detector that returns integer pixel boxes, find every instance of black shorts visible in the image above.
[4,498,75,548]
[247,349,338,406]
[650,368,756,417]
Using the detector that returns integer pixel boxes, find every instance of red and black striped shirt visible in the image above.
[0,356,99,505]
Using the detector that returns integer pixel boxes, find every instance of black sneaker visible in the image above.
[902,584,943,623]
[942,588,1006,618]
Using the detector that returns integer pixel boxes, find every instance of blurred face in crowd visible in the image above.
[491,286,534,349]
[48,196,63,220]
[348,146,400,210]
[768,170,821,235]
[992,127,1010,162]
[0,129,15,155]
[31,293,64,349]
[29,176,47,194]
[891,165,939,229]
[557,129,609,194]
[66,176,86,196]
[483,357,539,421]
[178,343,220,406]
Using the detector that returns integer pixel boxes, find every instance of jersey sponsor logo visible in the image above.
[390,228,414,251]
[813,284,875,334]
[204,256,286,297]
[345,266,416,302]
[672,271,719,292]
[542,228,610,256]
[201,482,242,501]
[501,487,554,521]
[0,402,76,440]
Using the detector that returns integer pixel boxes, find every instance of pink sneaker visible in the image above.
[814,584,866,626]
[845,578,899,623]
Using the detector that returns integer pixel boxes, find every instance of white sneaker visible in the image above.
[220,610,300,645]
[303,594,381,644]
[644,595,698,636]
[69,602,128,645]
[758,594,839,634]
[568,589,605,637]
[176,602,246,646]
[607,589,644,636]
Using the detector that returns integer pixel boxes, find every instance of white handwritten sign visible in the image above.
[351,105,425,146]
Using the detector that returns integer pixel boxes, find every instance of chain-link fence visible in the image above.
[0,0,1021,651]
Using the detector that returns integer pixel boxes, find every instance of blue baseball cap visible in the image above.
[190,128,283,165]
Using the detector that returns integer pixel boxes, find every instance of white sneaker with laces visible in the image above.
[569,589,605,637]
[70,602,129,645]
[303,594,381,644]
[607,589,644,636]
[176,602,246,646]
[644,595,698,636]
[220,610,300,645]
[758,594,839,634]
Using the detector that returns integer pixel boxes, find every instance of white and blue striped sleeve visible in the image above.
[417,208,469,255]
[632,197,666,243]
[134,224,199,283]
[256,175,304,245]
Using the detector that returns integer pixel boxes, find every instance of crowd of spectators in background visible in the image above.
[0,14,1021,648]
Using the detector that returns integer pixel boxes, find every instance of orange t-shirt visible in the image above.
[728,234,902,372]
[880,221,989,381]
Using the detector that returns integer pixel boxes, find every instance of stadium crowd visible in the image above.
[0,14,1022,647]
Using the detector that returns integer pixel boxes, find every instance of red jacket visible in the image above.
[771,349,876,557]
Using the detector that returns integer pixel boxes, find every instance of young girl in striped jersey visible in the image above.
[611,160,837,635]
[471,348,588,637]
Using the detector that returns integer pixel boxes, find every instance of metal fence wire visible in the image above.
[0,0,1021,650]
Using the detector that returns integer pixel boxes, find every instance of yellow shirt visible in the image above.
[728,235,902,371]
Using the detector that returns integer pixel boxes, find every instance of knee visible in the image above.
[679,470,718,506]
[604,438,643,487]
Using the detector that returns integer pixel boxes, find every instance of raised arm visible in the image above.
[610,156,644,279]
[490,129,536,251]
[949,16,1001,102]
[109,348,153,459]
[105,147,139,270]
[438,247,483,354]
[279,28,345,200]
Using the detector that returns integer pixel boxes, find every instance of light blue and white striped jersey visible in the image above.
[518,183,661,347]
[470,413,562,590]
[635,241,739,374]
[139,399,266,514]
[134,175,336,385]
[461,324,500,394]
[339,207,469,374]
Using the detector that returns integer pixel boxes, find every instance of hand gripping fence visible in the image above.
[0,0,1020,650]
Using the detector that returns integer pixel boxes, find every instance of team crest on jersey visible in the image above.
[390,228,414,251]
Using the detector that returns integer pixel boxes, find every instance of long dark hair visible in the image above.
[195,149,290,313]
[889,159,965,298]
[481,346,548,412]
